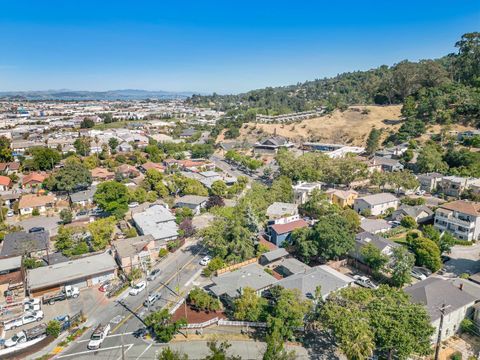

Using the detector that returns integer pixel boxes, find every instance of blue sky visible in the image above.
[0,1,478,94]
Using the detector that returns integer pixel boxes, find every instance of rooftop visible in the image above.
[266,202,298,218]
[132,204,178,241]
[1,231,49,257]
[270,219,309,235]
[357,193,398,206]
[439,200,480,217]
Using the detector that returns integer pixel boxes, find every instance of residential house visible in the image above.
[351,232,400,264]
[179,128,196,138]
[0,176,12,191]
[434,200,480,241]
[0,231,49,258]
[70,186,96,207]
[0,255,23,296]
[174,195,208,216]
[116,142,133,153]
[258,248,289,266]
[27,252,117,296]
[440,176,480,198]
[292,182,324,205]
[22,172,48,188]
[132,204,179,245]
[113,235,157,274]
[116,164,140,178]
[353,193,399,216]
[266,202,298,221]
[1,193,21,209]
[325,188,358,208]
[391,205,434,224]
[359,218,392,234]
[417,173,444,193]
[179,160,215,173]
[209,263,277,299]
[269,219,309,247]
[0,162,20,175]
[275,265,354,300]
[372,156,404,172]
[18,194,56,215]
[140,162,165,173]
[272,257,310,277]
[458,130,480,140]
[254,137,294,154]
[302,142,364,158]
[405,278,477,341]
[91,167,115,181]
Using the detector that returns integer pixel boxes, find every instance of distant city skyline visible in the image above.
[0,1,478,94]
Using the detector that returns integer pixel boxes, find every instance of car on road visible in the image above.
[87,323,111,350]
[147,269,160,281]
[411,268,427,280]
[353,275,378,289]
[441,255,452,263]
[129,281,146,296]
[413,266,432,277]
[24,298,41,312]
[28,227,45,233]
[200,256,211,266]
[132,327,148,338]
[3,311,44,331]
[143,293,160,307]
[76,210,89,217]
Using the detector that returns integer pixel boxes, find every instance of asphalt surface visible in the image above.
[50,240,205,359]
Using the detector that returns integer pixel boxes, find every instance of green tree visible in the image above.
[157,348,188,360]
[366,128,382,155]
[144,309,186,343]
[270,176,294,202]
[47,162,92,193]
[311,214,355,261]
[46,320,62,338]
[401,96,417,119]
[87,217,116,251]
[59,209,73,224]
[263,317,296,360]
[410,236,442,272]
[233,287,268,322]
[390,246,415,287]
[28,147,61,170]
[203,340,241,360]
[187,287,221,312]
[94,181,129,218]
[0,136,13,162]
[74,137,91,156]
[416,143,448,174]
[361,243,388,274]
[108,137,119,152]
[80,118,95,128]
[211,180,228,197]
[55,226,75,255]
[400,215,417,229]
[453,32,480,85]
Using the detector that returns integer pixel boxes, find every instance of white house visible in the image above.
[353,193,399,216]
[434,200,480,241]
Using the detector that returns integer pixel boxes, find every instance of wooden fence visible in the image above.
[216,258,258,276]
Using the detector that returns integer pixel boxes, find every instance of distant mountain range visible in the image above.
[0,89,197,101]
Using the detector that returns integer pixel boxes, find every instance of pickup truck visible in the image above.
[4,323,47,347]
[87,323,111,350]
[3,311,44,331]
[42,285,80,305]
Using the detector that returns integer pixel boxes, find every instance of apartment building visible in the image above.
[434,200,480,241]
[440,176,480,198]
[353,193,399,216]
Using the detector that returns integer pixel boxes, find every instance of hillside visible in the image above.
[232,105,476,147]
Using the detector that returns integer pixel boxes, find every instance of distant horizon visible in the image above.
[0,1,478,93]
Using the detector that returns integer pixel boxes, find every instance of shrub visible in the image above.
[187,287,221,312]
[360,208,371,217]
[46,320,62,338]
[454,239,473,246]
[460,318,477,335]
[124,227,137,238]
[32,208,40,216]
[158,248,169,258]
[400,215,417,229]
[450,352,462,360]
[202,257,225,277]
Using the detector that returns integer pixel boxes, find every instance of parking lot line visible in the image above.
[56,344,133,358]
[135,343,152,360]
[76,332,134,343]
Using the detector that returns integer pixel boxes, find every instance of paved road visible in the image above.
[443,243,480,276]
[210,155,254,180]
[41,240,205,359]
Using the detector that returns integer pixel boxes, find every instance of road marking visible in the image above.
[116,343,134,360]
[135,343,152,360]
[56,344,133,358]
[111,252,201,334]
[184,268,203,287]
[76,332,134,343]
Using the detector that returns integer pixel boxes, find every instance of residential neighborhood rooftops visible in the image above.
[439,200,480,217]
[260,248,289,263]
[174,195,209,206]
[266,202,298,218]
[27,252,117,291]
[18,194,56,209]
[359,218,392,233]
[132,204,178,241]
[355,231,400,252]
[70,186,96,203]
[22,172,48,185]
[270,219,308,235]
[1,231,49,257]
[0,255,22,272]
[210,263,277,298]
[357,193,398,206]
[404,277,476,321]
[114,235,155,259]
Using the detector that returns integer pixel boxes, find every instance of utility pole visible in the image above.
[434,304,450,360]
[120,330,125,360]
[140,258,150,313]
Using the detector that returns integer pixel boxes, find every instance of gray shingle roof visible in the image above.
[174,195,208,207]
[70,186,96,203]
[404,277,476,321]
[357,193,398,206]
[360,218,392,233]
[266,202,298,218]
[355,231,400,252]
[1,231,49,257]
[260,248,289,263]
[132,204,178,241]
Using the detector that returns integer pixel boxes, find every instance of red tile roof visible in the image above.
[23,172,48,186]
[0,176,11,187]
[141,162,165,172]
[441,200,480,217]
[270,219,309,235]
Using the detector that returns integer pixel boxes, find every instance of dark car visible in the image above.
[29,227,45,233]
[132,328,148,338]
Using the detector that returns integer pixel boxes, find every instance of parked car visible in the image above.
[353,275,378,289]
[24,298,41,312]
[200,256,211,266]
[147,269,160,281]
[42,286,80,305]
[416,190,426,196]
[128,202,139,208]
[99,282,111,292]
[76,210,89,217]
[28,227,45,233]
[87,323,111,350]
[6,210,14,217]
[413,266,432,277]
[129,281,146,296]
[143,293,160,307]
[132,327,148,338]
[3,311,44,331]
[411,268,427,280]
[4,323,47,347]
[441,255,452,263]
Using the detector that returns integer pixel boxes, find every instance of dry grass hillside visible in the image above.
[238,105,403,146]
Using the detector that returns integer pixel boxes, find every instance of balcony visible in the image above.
[435,212,474,229]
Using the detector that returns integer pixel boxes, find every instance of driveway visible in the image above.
[443,243,480,276]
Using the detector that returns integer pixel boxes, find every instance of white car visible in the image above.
[87,323,111,350]
[416,190,426,196]
[24,298,41,312]
[353,275,378,290]
[3,311,44,331]
[129,281,146,296]
[200,256,211,266]
[6,210,14,217]
[128,202,139,208]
